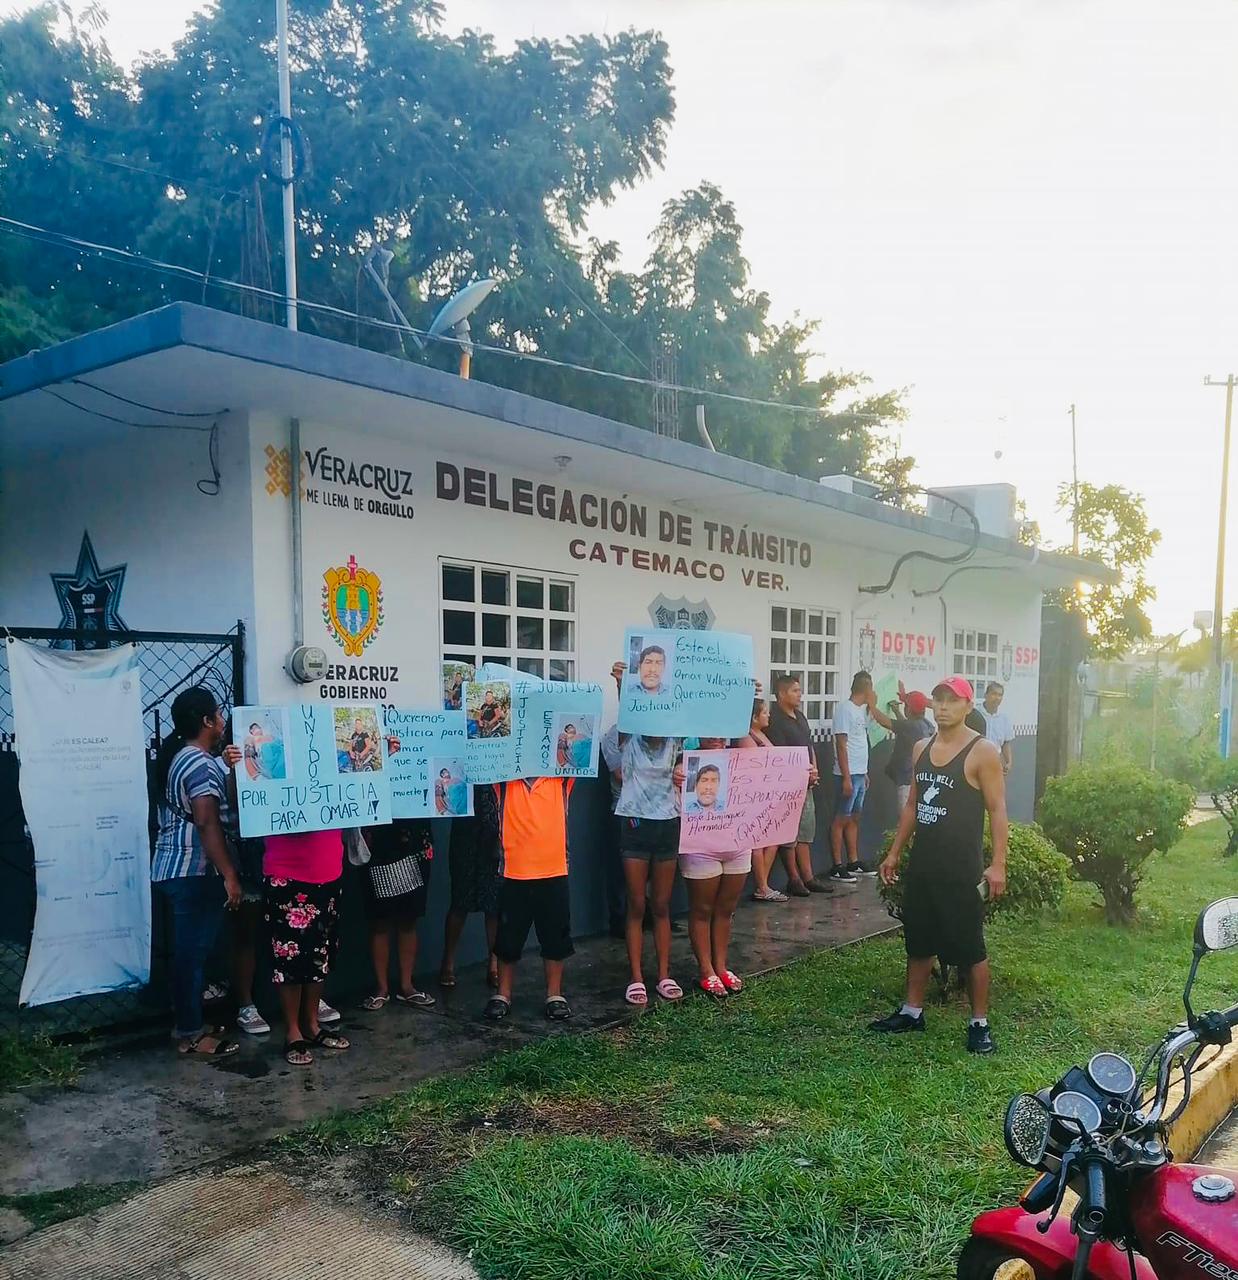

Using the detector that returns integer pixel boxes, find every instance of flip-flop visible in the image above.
[624,981,648,1006]
[310,1028,350,1050]
[483,996,511,1021]
[720,970,744,993]
[544,996,572,1021]
[698,975,728,999]
[284,1039,314,1066]
[178,1030,238,1057]
[655,977,684,1002]
[361,994,390,1011]
[395,990,436,1009]
[438,972,457,989]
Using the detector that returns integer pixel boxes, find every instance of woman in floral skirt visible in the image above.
[263,828,350,1066]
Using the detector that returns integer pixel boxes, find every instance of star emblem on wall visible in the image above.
[51,532,129,648]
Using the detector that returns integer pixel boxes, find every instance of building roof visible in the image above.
[0,302,1112,590]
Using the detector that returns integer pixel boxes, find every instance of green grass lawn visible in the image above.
[290,819,1238,1280]
[0,1032,79,1090]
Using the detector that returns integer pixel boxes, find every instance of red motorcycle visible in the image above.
[959,896,1238,1280]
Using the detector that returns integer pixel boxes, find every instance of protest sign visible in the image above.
[679,746,811,856]
[617,628,755,737]
[441,661,473,711]
[464,677,603,783]
[9,639,150,1006]
[235,702,392,837]
[382,707,472,818]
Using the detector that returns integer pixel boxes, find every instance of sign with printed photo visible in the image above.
[381,707,473,819]
[464,673,604,783]
[679,747,811,856]
[617,627,754,737]
[234,702,392,837]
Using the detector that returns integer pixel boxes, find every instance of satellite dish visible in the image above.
[429,278,497,379]
[429,278,497,340]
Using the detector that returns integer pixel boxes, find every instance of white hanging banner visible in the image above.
[8,639,151,1006]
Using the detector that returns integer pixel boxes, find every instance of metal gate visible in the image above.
[0,624,245,1036]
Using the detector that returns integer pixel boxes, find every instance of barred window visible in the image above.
[440,561,577,681]
[769,604,840,726]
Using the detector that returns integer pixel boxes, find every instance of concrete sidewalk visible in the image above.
[0,1162,481,1280]
[0,884,895,1197]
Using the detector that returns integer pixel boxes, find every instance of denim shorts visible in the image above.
[833,773,868,818]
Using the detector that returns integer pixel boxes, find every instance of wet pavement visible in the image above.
[0,882,895,1195]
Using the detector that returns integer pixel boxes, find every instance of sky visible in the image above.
[12,0,1238,632]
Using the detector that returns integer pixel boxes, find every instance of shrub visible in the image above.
[1039,763,1194,924]
[1205,754,1238,856]
[877,820,1070,922]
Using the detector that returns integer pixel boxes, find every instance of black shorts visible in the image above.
[618,816,680,863]
[495,876,574,963]
[901,871,987,967]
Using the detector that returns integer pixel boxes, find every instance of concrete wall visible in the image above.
[0,404,1047,999]
[0,412,256,655]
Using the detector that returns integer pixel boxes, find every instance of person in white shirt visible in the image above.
[830,672,893,882]
[978,681,1014,776]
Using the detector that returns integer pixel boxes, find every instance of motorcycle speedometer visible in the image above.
[1086,1052,1137,1098]
[1053,1090,1103,1134]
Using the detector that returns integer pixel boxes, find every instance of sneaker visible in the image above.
[236,1004,271,1035]
[848,861,877,878]
[967,1022,996,1055]
[805,878,835,894]
[829,866,859,884]
[318,999,341,1024]
[868,1008,925,1034]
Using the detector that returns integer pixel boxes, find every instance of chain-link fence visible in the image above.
[0,625,245,1036]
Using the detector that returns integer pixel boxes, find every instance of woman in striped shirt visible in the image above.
[151,687,243,1057]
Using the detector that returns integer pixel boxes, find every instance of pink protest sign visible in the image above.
[680,747,811,856]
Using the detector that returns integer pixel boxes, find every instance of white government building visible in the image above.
[0,303,1106,974]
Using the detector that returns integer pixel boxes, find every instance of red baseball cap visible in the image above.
[932,676,975,702]
[904,690,929,715]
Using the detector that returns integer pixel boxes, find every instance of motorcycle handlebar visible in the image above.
[1081,1159,1107,1229]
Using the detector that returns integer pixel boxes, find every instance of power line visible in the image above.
[7,135,246,201]
[0,215,884,421]
[68,378,226,418]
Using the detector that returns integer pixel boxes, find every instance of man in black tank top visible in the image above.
[870,676,1009,1055]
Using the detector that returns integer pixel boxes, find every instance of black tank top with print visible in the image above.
[910,734,985,880]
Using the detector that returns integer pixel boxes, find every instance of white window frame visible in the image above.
[439,559,578,681]
[769,603,841,728]
[953,626,999,688]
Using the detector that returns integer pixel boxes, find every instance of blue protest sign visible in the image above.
[381,707,472,819]
[464,678,604,783]
[617,628,755,737]
[235,703,392,837]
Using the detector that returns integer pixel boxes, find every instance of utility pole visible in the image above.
[276,0,298,331]
[1206,375,1236,668]
[1069,402,1079,554]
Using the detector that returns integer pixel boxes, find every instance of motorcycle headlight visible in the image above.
[1004,1093,1051,1168]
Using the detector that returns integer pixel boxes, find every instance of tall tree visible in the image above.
[1053,481,1161,659]
[0,2,903,475]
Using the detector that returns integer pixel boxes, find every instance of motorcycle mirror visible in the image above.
[1004,1093,1051,1168]
[1196,898,1238,953]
